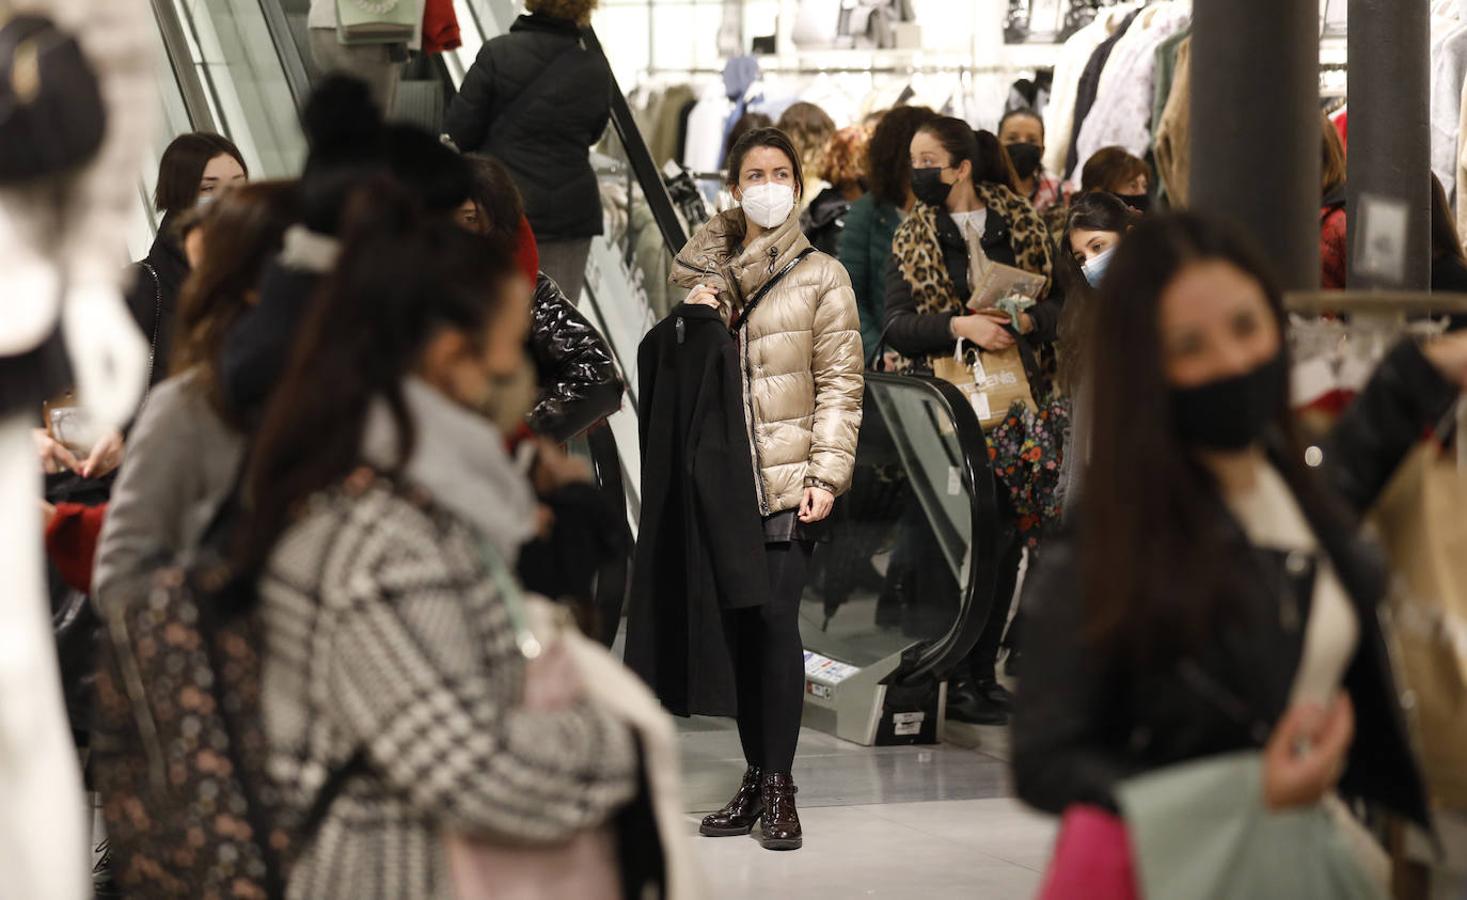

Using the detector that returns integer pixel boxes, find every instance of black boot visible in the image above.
[759,772,803,851]
[699,766,764,837]
[946,677,1010,725]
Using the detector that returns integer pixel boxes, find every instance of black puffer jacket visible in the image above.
[1012,339,1458,829]
[529,272,622,441]
[801,187,851,257]
[445,14,612,241]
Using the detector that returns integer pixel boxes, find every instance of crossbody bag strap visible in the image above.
[136,262,163,408]
[731,247,817,332]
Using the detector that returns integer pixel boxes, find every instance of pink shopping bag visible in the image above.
[1037,805,1139,900]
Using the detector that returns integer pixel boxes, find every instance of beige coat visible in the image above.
[671,209,864,514]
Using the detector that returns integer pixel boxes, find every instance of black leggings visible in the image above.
[721,541,811,775]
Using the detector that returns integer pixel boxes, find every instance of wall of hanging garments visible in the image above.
[1428,0,1467,251]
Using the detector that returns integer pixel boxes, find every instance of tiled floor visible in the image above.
[679,717,1056,899]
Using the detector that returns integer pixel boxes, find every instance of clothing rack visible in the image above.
[642,62,1046,78]
[1285,290,1467,315]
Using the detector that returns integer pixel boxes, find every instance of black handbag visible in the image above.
[0,13,106,184]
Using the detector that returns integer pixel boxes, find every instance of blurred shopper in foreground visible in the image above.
[446,0,611,303]
[460,153,626,636]
[1014,213,1467,892]
[94,181,298,614]
[838,105,937,358]
[244,191,651,900]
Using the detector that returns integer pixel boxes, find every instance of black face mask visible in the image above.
[1170,352,1288,451]
[1119,193,1151,214]
[911,167,954,207]
[1005,142,1043,180]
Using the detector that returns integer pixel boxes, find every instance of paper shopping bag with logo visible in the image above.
[930,343,1035,430]
[1371,426,1467,807]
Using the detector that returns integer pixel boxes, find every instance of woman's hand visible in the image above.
[951,313,1016,351]
[977,308,1034,336]
[33,428,80,475]
[530,438,591,495]
[1423,330,1467,387]
[799,486,835,523]
[1262,693,1354,811]
[80,428,125,479]
[40,499,56,530]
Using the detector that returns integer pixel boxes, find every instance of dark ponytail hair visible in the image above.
[917,117,1019,192]
[243,179,520,565]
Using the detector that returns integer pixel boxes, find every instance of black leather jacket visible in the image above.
[1012,340,1458,828]
[528,273,623,441]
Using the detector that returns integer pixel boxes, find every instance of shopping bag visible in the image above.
[1038,805,1138,900]
[336,0,417,45]
[930,340,1036,430]
[1371,416,1467,807]
[1117,752,1384,900]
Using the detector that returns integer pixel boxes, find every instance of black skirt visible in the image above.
[0,323,71,418]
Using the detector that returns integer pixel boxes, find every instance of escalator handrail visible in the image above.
[151,0,221,133]
[581,27,688,257]
[255,0,314,112]
[586,424,631,647]
[865,372,1002,686]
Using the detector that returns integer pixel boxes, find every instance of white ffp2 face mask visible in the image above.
[740,182,796,229]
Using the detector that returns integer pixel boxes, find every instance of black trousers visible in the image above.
[721,541,811,775]
[966,497,1024,685]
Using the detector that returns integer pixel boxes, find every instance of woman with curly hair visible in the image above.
[801,126,869,257]
[777,102,837,209]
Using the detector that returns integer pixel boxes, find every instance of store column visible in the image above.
[1189,0,1320,291]
[1347,0,1431,290]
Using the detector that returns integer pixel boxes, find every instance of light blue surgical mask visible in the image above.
[1082,245,1117,287]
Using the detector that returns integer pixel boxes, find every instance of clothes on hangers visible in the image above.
[1065,8,1142,180]
[1075,2,1191,180]
[1430,21,1467,201]
[1042,6,1133,176]
[1153,34,1192,207]
[684,85,733,175]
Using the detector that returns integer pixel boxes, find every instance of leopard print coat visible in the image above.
[888,182,1053,371]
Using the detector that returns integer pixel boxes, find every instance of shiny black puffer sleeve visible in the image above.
[528,273,624,442]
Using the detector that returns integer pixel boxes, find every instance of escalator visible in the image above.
[151,0,1007,746]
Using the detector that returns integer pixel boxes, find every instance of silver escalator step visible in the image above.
[393,79,443,132]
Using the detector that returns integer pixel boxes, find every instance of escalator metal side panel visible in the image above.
[867,373,1000,687]
[255,0,313,110]
[583,27,687,256]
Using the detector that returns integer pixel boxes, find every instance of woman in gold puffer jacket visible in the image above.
[671,127,863,851]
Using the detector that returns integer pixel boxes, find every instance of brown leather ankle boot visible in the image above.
[759,772,802,850]
[699,766,764,836]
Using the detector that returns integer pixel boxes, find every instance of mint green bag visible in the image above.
[1116,752,1386,900]
[335,0,417,45]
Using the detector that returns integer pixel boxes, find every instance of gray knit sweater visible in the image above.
[261,382,638,900]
